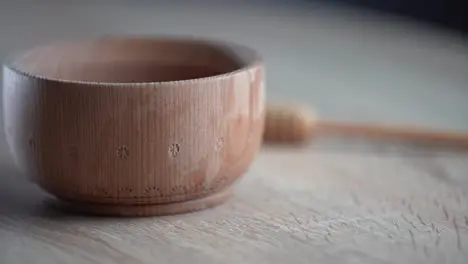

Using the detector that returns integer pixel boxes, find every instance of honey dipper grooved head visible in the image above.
[264,104,316,143]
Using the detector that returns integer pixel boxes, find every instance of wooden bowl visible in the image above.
[3,36,265,216]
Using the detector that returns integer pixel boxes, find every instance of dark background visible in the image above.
[325,0,468,32]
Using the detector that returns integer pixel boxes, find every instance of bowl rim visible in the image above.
[3,35,263,87]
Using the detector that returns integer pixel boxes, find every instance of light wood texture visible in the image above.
[1,139,468,263]
[264,104,468,148]
[3,36,265,216]
[1,2,468,263]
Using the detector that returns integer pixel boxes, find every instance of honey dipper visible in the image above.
[264,103,468,148]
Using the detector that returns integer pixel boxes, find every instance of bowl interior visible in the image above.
[8,37,256,83]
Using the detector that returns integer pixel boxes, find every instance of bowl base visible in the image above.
[50,189,232,217]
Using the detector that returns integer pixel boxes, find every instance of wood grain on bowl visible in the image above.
[2,36,265,216]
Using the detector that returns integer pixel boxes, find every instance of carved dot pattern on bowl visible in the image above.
[210,176,229,191]
[215,137,224,151]
[116,146,129,159]
[170,185,189,195]
[94,186,109,196]
[168,143,180,158]
[144,186,163,197]
[194,182,204,189]
[118,187,133,195]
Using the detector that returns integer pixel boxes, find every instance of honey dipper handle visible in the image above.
[264,103,468,148]
[317,120,468,148]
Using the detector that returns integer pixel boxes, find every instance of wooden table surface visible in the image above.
[1,139,468,264]
[1,2,468,263]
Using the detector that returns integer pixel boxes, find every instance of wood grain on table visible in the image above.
[0,2,468,263]
[1,138,467,264]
